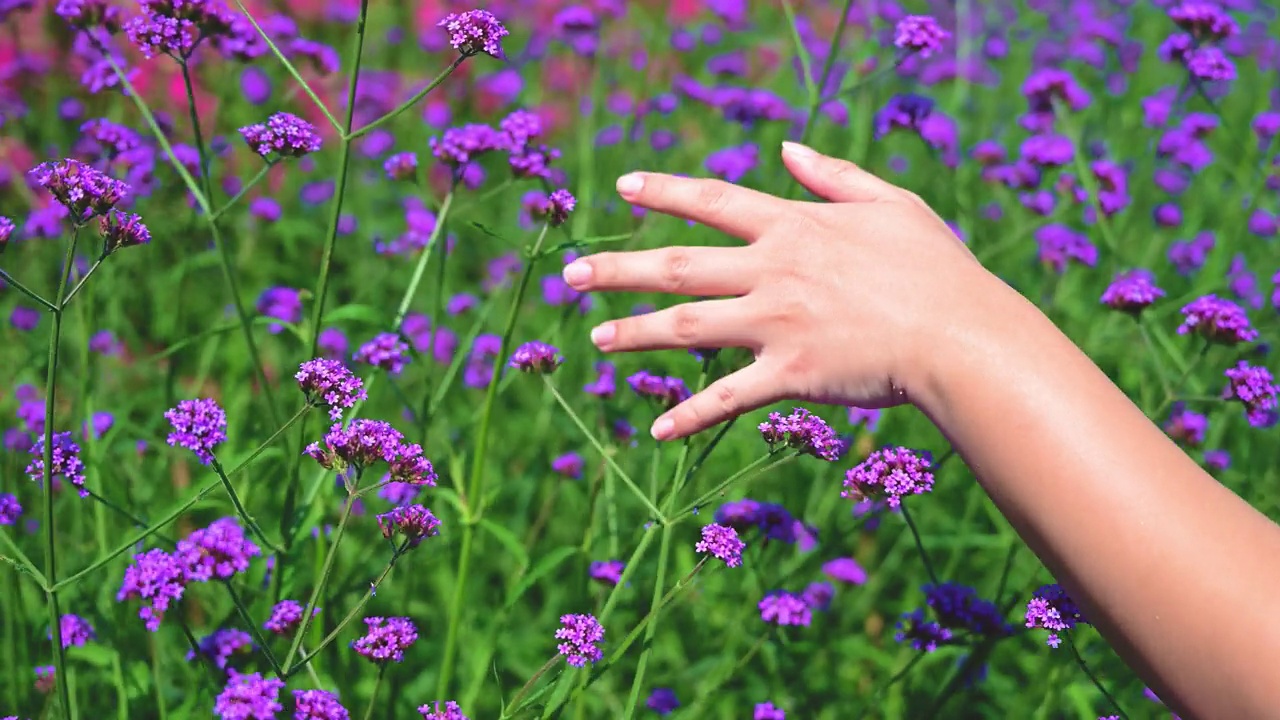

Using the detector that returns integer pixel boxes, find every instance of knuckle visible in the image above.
[660,248,692,292]
[696,180,733,216]
[710,381,738,416]
[670,304,700,344]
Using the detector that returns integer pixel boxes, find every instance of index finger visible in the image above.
[616,172,787,242]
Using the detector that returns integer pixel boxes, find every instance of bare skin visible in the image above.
[561,141,1280,720]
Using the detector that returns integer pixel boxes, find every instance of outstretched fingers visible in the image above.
[780,141,900,204]
[590,299,758,354]
[615,172,787,241]
[650,362,781,440]
[563,245,757,297]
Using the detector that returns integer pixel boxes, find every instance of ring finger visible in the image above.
[563,245,758,297]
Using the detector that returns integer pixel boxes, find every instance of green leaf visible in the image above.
[479,519,530,574]
[504,546,579,608]
[321,303,388,327]
[67,643,118,668]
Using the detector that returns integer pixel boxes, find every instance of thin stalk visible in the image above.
[504,655,562,717]
[221,579,284,677]
[862,650,926,710]
[60,258,104,308]
[797,0,856,147]
[231,0,343,133]
[0,529,49,589]
[622,526,671,718]
[899,501,939,586]
[684,634,769,714]
[210,456,283,553]
[0,268,57,311]
[817,56,908,105]
[287,550,403,674]
[391,191,455,330]
[1067,635,1128,720]
[675,452,792,520]
[346,56,467,140]
[1156,341,1211,416]
[361,666,387,720]
[680,416,737,489]
[212,161,274,219]
[42,225,79,718]
[149,635,168,720]
[282,492,358,673]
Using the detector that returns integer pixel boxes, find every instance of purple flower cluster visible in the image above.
[589,559,624,585]
[923,583,1013,637]
[528,189,577,227]
[0,215,14,250]
[695,523,745,568]
[256,287,302,333]
[1024,583,1087,648]
[822,557,868,585]
[754,703,786,720]
[1164,403,1208,446]
[627,370,691,408]
[555,613,605,667]
[1178,294,1258,344]
[214,671,284,720]
[418,701,468,720]
[758,590,812,627]
[894,609,953,652]
[1101,269,1165,313]
[117,548,188,631]
[29,158,128,221]
[428,123,506,166]
[714,498,812,544]
[384,152,418,181]
[757,408,844,461]
[164,398,228,465]
[509,341,563,373]
[293,689,350,720]
[842,446,935,508]
[376,504,441,549]
[176,517,262,582]
[893,15,949,58]
[239,112,322,158]
[99,209,152,255]
[296,358,367,420]
[552,452,584,479]
[187,628,254,671]
[306,419,437,485]
[1222,362,1278,427]
[354,333,412,375]
[351,616,418,663]
[646,688,680,715]
[26,431,88,497]
[583,361,616,397]
[264,600,315,635]
[0,493,21,525]
[54,614,96,648]
[438,9,508,58]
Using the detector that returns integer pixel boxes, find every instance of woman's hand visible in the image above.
[562,141,1002,440]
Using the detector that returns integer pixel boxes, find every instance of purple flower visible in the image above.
[26,432,88,497]
[429,124,505,166]
[1223,362,1278,427]
[1164,404,1207,446]
[214,671,285,720]
[11,306,40,331]
[29,158,128,220]
[438,9,508,58]
[118,549,187,631]
[0,215,14,249]
[35,665,56,694]
[893,15,949,58]
[239,112,322,158]
[256,287,302,334]
[583,362,616,397]
[383,152,418,181]
[754,703,786,720]
[1035,225,1097,273]
[1178,294,1257,344]
[589,560,624,585]
[759,590,811,627]
[757,408,843,461]
[1204,449,1231,472]
[293,689,350,720]
[89,330,123,356]
[53,614,96,648]
[296,358,367,420]
[354,333,412,375]
[1169,2,1238,40]
[1025,583,1087,648]
[1022,67,1091,118]
[528,189,576,227]
[418,701,468,720]
[264,600,316,635]
[187,628,254,671]
[846,406,882,431]
[1185,46,1235,82]
[306,419,427,482]
[1021,134,1074,167]
[924,583,1013,636]
[842,446,935,508]
[352,616,418,663]
[802,581,835,611]
[695,523,745,567]
[164,398,227,465]
[376,504,441,548]
[177,517,261,582]
[552,452,584,479]
[509,341,564,373]
[95,208,151,255]
[555,613,605,667]
[1168,232,1215,276]
[895,609,953,651]
[627,371,691,408]
[873,93,934,139]
[646,688,679,715]
[1101,269,1164,313]
[318,328,349,360]
[822,557,868,585]
[705,143,759,182]
[0,493,21,525]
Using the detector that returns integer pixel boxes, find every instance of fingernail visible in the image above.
[563,260,592,286]
[590,323,616,348]
[782,141,817,158]
[651,417,675,440]
[616,173,644,196]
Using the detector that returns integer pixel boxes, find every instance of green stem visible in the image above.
[674,452,792,520]
[212,161,275,219]
[0,528,49,589]
[287,550,403,675]
[282,491,358,673]
[1067,635,1128,720]
[503,655,563,717]
[1155,341,1211,416]
[60,258,104,308]
[221,579,284,677]
[346,56,467,140]
[149,635,168,720]
[680,416,737,489]
[230,0,343,133]
[622,526,670,718]
[0,268,57,312]
[391,191,455,331]
[797,0,856,147]
[210,456,283,553]
[899,500,939,586]
[684,634,769,714]
[361,666,387,720]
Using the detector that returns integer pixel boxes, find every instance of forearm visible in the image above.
[916,274,1280,719]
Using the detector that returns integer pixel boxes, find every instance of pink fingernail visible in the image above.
[782,141,817,158]
[616,173,644,197]
[563,260,592,286]
[590,324,616,347]
[651,417,675,440]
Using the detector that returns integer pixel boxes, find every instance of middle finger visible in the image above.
[563,245,758,297]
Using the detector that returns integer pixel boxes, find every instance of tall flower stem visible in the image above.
[1066,634,1128,720]
[210,456,283,554]
[361,666,387,720]
[286,549,405,675]
[346,56,467,141]
[0,268,56,311]
[391,191,455,331]
[674,452,794,520]
[795,0,856,147]
[503,655,563,717]
[899,500,939,586]
[436,222,553,698]
[282,491,358,673]
[42,225,81,718]
[211,161,275,219]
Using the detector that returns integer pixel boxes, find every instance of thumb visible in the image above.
[781,141,896,203]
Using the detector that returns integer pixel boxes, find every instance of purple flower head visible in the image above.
[354,333,412,375]
[1025,583,1087,648]
[26,432,87,497]
[757,408,843,461]
[214,671,284,720]
[429,123,504,166]
[29,158,129,221]
[294,689,350,720]
[318,328,349,360]
[1253,111,1280,144]
[418,701,468,720]
[551,452,584,479]
[306,419,402,473]
[1204,449,1231,472]
[759,590,811,627]
[509,341,564,373]
[589,560,624,585]
[56,0,121,30]
[264,600,316,635]
[176,517,261,582]
[384,152,418,181]
[847,406,883,431]
[873,93,934,139]
[35,665,56,694]
[1223,362,1278,427]
[583,361,616,397]
[117,548,187,631]
[1035,224,1097,273]
[187,628,254,671]
[695,523,745,567]
[0,215,14,249]
[1168,232,1215,276]
[526,189,575,227]
[11,306,40,332]
[803,581,835,611]
[556,613,605,667]
[1164,404,1208,446]
[627,371,691,408]
[89,330,123,356]
[438,9,508,58]
[553,5,599,55]
[164,398,227,465]
[376,504,441,548]
[842,446,935,508]
[705,143,759,182]
[296,358,367,420]
[924,583,1013,636]
[0,493,21,525]
[239,112,322,158]
[98,210,151,255]
[754,703,786,720]
[1178,294,1257,344]
[352,616,418,663]
[1169,2,1238,40]
[1186,47,1235,82]
[53,614,96,648]
[895,609,953,651]
[1021,134,1074,167]
[822,557,868,585]
[1022,67,1091,117]
[1101,269,1164,313]
[646,688,680,715]
[256,287,302,333]
[893,15,949,57]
